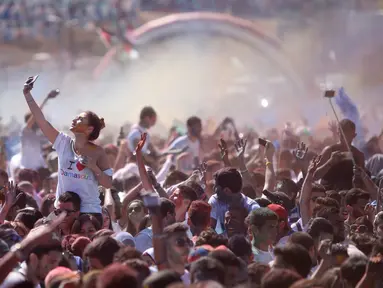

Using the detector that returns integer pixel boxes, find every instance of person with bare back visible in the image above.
[22,77,112,225]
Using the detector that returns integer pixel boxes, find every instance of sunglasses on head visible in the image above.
[54,208,77,216]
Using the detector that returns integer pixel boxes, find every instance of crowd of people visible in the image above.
[0,76,383,288]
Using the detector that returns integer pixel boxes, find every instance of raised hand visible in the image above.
[147,168,159,187]
[136,133,147,154]
[218,138,228,160]
[47,89,60,99]
[308,155,322,174]
[234,137,247,159]
[328,120,338,136]
[318,239,332,262]
[4,181,17,206]
[294,142,308,161]
[265,140,275,162]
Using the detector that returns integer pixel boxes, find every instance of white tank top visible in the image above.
[53,133,101,213]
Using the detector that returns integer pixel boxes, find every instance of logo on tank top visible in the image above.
[61,160,92,180]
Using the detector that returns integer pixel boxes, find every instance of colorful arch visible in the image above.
[96,12,306,97]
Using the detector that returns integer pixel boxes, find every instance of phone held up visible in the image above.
[25,75,39,87]
[324,90,336,98]
[258,138,267,147]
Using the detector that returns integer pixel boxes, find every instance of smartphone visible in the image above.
[324,90,335,98]
[25,75,39,87]
[258,138,267,146]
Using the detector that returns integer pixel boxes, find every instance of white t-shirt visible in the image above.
[168,135,200,172]
[252,246,274,264]
[53,133,102,213]
[127,124,150,154]
[20,126,46,170]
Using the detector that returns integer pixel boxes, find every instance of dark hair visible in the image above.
[315,197,340,209]
[114,247,143,263]
[311,183,326,193]
[214,167,243,194]
[17,169,39,184]
[345,188,370,206]
[248,208,278,228]
[307,217,334,240]
[0,169,8,182]
[208,249,241,268]
[350,233,376,256]
[163,170,188,188]
[188,200,211,228]
[228,235,252,259]
[314,207,340,219]
[40,194,56,217]
[325,190,342,205]
[274,244,312,278]
[15,208,43,230]
[261,268,302,288]
[58,191,81,211]
[84,236,121,267]
[86,111,105,141]
[91,229,114,240]
[372,238,383,256]
[186,182,205,199]
[98,263,138,288]
[339,119,356,132]
[178,185,198,202]
[160,198,176,219]
[142,269,182,288]
[248,263,270,287]
[190,257,225,285]
[340,256,367,287]
[163,223,188,237]
[139,106,156,121]
[186,116,201,128]
[195,229,228,247]
[71,214,101,235]
[125,200,146,236]
[255,198,272,207]
[276,178,299,197]
[27,242,62,264]
[354,216,374,234]
[288,232,314,252]
[123,259,150,286]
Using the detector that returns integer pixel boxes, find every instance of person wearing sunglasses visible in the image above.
[54,192,81,236]
[149,223,192,285]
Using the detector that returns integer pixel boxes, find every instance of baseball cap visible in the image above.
[268,204,288,221]
[262,190,294,211]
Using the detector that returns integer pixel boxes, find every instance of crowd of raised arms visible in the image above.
[1,77,383,288]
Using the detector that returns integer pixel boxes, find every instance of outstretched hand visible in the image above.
[136,133,147,154]
[234,137,247,159]
[47,89,60,99]
[308,155,322,174]
[4,181,17,206]
[21,212,66,253]
[294,142,308,161]
[218,138,228,160]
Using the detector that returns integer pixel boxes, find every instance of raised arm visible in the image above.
[300,155,321,226]
[263,141,276,192]
[26,89,59,130]
[313,146,339,181]
[23,80,59,144]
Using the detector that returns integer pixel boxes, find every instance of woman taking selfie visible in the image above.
[23,77,112,225]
